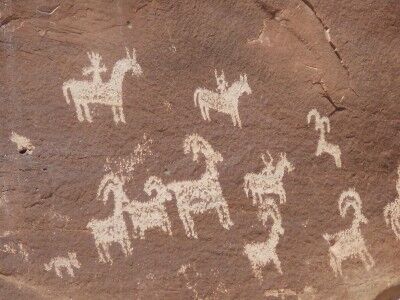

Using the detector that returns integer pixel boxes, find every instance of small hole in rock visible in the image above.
[19,148,27,154]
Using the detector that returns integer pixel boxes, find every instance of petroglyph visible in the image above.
[244,151,294,205]
[194,71,252,128]
[10,132,35,154]
[0,242,29,261]
[307,109,342,168]
[244,201,284,280]
[104,134,153,180]
[44,252,81,278]
[86,173,132,264]
[323,189,374,277]
[167,134,233,238]
[384,165,400,239]
[62,48,142,124]
[123,176,173,239]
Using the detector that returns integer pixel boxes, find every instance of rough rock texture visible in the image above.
[0,0,399,299]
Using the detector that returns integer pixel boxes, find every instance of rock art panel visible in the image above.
[166,134,233,238]
[323,189,374,277]
[44,252,81,278]
[62,48,142,124]
[193,72,251,128]
[244,151,294,205]
[384,165,400,239]
[307,109,342,168]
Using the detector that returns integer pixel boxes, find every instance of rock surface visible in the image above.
[0,0,399,299]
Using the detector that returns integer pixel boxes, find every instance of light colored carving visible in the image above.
[244,152,294,205]
[384,165,400,239]
[62,48,142,124]
[10,132,35,154]
[323,188,374,277]
[123,176,173,239]
[167,134,233,238]
[86,173,132,264]
[307,109,342,168]
[244,200,284,280]
[44,252,80,278]
[194,72,252,128]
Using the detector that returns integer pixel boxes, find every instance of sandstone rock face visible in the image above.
[1,1,399,299]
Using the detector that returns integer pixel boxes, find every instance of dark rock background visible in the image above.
[0,0,399,299]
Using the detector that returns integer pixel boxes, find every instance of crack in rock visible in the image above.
[313,80,346,116]
[299,0,350,77]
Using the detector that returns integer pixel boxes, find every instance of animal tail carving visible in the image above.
[62,82,71,104]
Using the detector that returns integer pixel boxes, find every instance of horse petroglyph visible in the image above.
[10,132,35,154]
[166,134,233,238]
[62,48,142,124]
[244,200,284,280]
[323,189,374,277]
[44,252,81,278]
[307,109,342,168]
[244,151,294,205]
[384,165,400,240]
[87,173,132,264]
[194,70,252,128]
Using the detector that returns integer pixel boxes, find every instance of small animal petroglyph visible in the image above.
[323,189,374,277]
[87,173,132,264]
[244,151,294,205]
[62,48,142,124]
[384,165,400,239]
[10,132,35,154]
[307,109,342,168]
[44,252,80,278]
[194,70,252,128]
[0,242,29,261]
[123,176,173,239]
[244,200,284,280]
[166,134,233,238]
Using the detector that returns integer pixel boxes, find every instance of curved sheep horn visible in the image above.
[131,48,136,58]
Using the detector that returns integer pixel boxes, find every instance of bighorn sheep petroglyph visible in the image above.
[323,189,374,277]
[123,176,173,239]
[307,109,342,168]
[167,134,233,238]
[86,173,132,264]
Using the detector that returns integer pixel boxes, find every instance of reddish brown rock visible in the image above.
[0,0,399,299]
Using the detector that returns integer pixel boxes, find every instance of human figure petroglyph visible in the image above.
[166,134,233,238]
[86,173,132,264]
[123,176,173,239]
[244,152,294,205]
[307,109,342,168]
[44,252,81,278]
[194,72,252,128]
[214,69,228,94]
[323,189,374,277]
[63,48,142,124]
[384,165,400,239]
[244,200,284,280]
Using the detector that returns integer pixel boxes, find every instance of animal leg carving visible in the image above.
[82,104,93,122]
